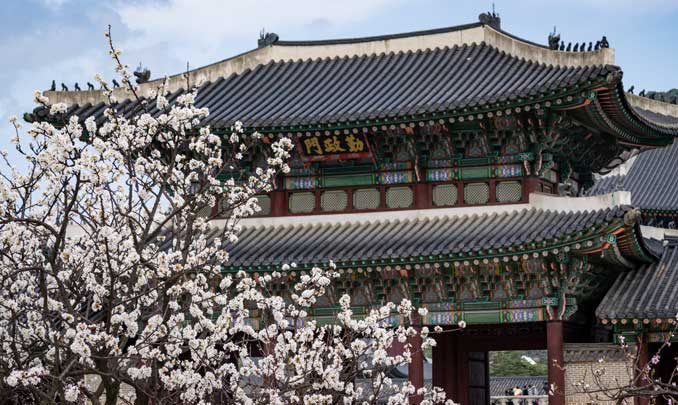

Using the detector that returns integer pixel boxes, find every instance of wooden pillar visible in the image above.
[270,191,286,216]
[522,175,541,200]
[547,320,565,405]
[414,183,430,209]
[455,346,470,404]
[635,333,650,405]
[432,333,457,400]
[409,324,424,404]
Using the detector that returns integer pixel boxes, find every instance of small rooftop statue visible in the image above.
[258,29,279,48]
[478,10,501,30]
[547,26,560,50]
[134,62,151,84]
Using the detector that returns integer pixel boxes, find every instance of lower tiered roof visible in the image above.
[224,193,652,271]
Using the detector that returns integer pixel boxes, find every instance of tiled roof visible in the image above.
[633,107,678,128]
[587,141,678,211]
[564,343,627,362]
[58,43,617,130]
[226,206,635,269]
[489,376,547,396]
[596,236,678,320]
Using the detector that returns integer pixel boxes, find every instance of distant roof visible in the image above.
[489,376,547,396]
[223,203,646,270]
[587,141,678,212]
[563,343,627,362]
[597,236,678,320]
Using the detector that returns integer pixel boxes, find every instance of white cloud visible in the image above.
[39,0,71,9]
[116,0,397,52]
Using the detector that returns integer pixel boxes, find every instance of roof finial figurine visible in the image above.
[594,40,601,50]
[580,42,586,52]
[49,80,56,91]
[134,62,152,84]
[573,43,579,52]
[639,89,646,97]
[74,82,81,91]
[547,26,560,50]
[61,83,68,91]
[600,36,609,48]
[258,29,279,48]
[87,82,95,91]
[565,42,571,52]
[478,9,501,29]
[627,85,634,94]
[112,79,120,88]
[587,42,593,52]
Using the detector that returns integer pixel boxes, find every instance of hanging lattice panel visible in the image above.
[496,181,522,203]
[288,192,316,213]
[255,195,272,215]
[320,190,348,212]
[432,184,458,207]
[464,183,489,205]
[219,195,271,216]
[386,186,414,208]
[197,205,212,218]
[353,188,381,210]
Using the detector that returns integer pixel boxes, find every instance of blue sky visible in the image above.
[1,0,677,162]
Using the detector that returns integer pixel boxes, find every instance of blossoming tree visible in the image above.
[569,322,678,404]
[0,29,455,405]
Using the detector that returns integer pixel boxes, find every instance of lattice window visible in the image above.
[288,192,315,213]
[320,190,348,212]
[464,183,489,205]
[432,184,458,206]
[196,205,212,217]
[255,195,272,215]
[496,181,522,203]
[385,186,413,208]
[353,188,380,210]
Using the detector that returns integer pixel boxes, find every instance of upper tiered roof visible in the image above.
[27,14,678,149]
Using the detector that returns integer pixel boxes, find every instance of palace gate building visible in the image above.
[32,13,678,405]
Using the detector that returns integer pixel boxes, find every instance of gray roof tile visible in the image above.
[60,44,615,130]
[588,141,678,211]
[227,207,633,269]
[596,236,678,320]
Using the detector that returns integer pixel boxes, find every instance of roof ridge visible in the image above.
[274,22,486,47]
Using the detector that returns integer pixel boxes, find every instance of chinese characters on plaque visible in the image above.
[299,133,372,161]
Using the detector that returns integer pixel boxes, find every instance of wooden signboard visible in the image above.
[298,133,372,162]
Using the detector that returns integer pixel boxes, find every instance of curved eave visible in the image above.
[578,80,678,147]
[26,75,611,136]
[223,207,647,273]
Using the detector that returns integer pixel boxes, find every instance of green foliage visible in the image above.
[490,351,547,376]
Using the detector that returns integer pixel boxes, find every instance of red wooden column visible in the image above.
[270,191,287,216]
[432,333,457,400]
[409,320,424,405]
[547,320,566,405]
[522,175,542,200]
[414,183,430,209]
[635,333,650,405]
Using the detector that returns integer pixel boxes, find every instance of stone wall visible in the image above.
[564,343,634,405]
